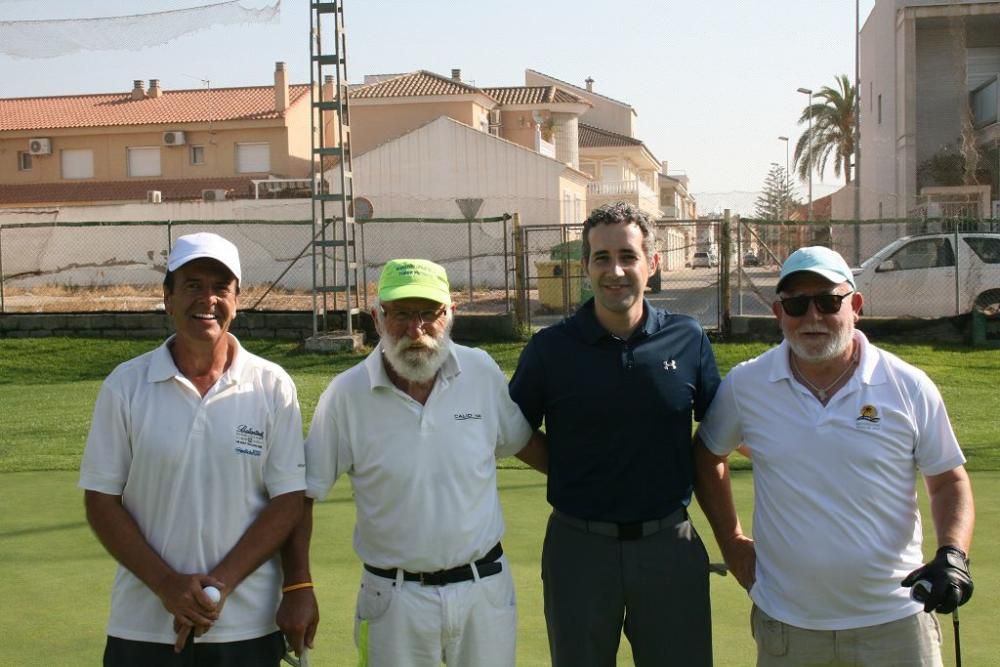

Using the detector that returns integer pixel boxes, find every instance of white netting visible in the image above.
[0,0,281,59]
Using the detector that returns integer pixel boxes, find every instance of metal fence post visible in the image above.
[0,224,5,314]
[512,213,526,329]
[720,210,732,336]
[502,214,510,312]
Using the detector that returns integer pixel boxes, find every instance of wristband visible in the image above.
[282,582,314,593]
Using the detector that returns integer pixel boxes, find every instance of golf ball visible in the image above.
[203,586,222,604]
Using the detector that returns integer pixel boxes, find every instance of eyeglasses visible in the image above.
[380,306,447,325]
[778,291,854,317]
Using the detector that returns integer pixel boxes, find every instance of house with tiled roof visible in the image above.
[0,62,314,207]
[348,69,591,170]
[577,123,661,218]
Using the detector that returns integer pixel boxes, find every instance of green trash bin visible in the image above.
[971,309,1000,348]
[543,240,592,306]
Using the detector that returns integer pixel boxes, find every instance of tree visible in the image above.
[794,74,857,184]
[754,163,800,220]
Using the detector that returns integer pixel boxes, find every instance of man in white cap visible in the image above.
[693,246,975,665]
[80,232,306,666]
[278,258,542,666]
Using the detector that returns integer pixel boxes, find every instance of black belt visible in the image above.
[363,542,503,586]
[553,507,687,541]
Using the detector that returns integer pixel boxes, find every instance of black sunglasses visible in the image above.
[779,291,854,317]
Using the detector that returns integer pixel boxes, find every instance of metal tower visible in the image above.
[308,0,362,347]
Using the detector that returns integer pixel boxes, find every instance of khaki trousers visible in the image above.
[751,604,942,667]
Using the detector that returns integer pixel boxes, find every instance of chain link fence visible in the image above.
[4,214,997,328]
[0,216,513,314]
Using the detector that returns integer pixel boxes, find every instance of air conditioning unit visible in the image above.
[202,189,228,202]
[162,131,186,146]
[146,190,162,203]
[28,138,51,155]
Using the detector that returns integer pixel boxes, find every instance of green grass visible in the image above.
[1,469,995,666]
[1,337,998,473]
[0,337,997,665]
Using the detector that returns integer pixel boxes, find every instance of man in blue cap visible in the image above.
[693,245,975,665]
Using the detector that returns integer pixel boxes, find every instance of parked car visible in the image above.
[692,251,713,268]
[853,232,1000,317]
[743,252,760,267]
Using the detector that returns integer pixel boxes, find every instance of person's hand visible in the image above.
[154,573,224,652]
[277,587,320,657]
[902,545,973,614]
[720,534,756,592]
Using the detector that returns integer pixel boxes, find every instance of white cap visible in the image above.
[167,233,241,284]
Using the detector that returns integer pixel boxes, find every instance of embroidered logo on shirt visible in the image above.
[454,413,483,420]
[234,424,265,456]
[663,359,678,371]
[855,405,881,431]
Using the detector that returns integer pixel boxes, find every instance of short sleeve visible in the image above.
[78,380,132,495]
[304,382,351,500]
[508,335,546,431]
[693,329,721,422]
[911,373,966,476]
[695,372,743,457]
[262,373,306,498]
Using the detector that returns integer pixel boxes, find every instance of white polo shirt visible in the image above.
[305,343,531,572]
[698,331,965,630]
[79,335,306,643]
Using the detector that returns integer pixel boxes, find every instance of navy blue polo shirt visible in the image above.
[510,299,720,523]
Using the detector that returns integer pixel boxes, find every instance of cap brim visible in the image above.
[379,285,451,305]
[777,268,855,293]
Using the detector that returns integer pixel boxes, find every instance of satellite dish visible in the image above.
[351,196,374,221]
[531,110,544,124]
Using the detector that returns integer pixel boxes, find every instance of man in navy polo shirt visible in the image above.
[510,201,720,666]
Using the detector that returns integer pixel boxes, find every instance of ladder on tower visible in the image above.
[308,0,363,349]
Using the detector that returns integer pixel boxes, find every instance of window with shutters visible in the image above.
[127,147,161,177]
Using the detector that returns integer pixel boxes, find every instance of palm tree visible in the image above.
[793,74,857,184]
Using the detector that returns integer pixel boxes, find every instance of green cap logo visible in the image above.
[377,259,451,305]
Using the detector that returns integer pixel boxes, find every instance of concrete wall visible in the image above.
[350,99,487,156]
[0,310,518,342]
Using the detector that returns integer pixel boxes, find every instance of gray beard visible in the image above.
[381,324,453,384]
[786,324,854,363]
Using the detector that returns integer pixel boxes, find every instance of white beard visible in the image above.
[380,319,453,384]
[786,323,854,362]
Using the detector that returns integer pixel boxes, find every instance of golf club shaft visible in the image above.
[952,606,960,667]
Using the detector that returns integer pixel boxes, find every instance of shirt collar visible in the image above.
[147,333,245,386]
[575,298,658,344]
[364,340,461,391]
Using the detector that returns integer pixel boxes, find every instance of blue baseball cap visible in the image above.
[777,246,855,293]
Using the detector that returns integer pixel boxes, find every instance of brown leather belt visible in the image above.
[363,542,503,586]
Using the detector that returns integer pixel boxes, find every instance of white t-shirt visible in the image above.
[698,331,965,630]
[79,335,305,643]
[305,343,532,572]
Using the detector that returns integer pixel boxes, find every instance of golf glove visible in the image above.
[901,545,973,614]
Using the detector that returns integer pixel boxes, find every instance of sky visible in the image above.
[0,0,878,213]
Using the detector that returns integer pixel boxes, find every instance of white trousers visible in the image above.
[353,555,516,667]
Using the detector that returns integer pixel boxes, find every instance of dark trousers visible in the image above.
[542,510,713,667]
[103,630,285,667]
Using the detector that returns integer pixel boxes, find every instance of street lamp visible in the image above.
[778,136,790,219]
[797,87,814,221]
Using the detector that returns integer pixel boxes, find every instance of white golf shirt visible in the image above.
[305,343,532,571]
[698,331,965,630]
[79,335,305,643]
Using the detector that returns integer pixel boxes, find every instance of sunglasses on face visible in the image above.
[778,291,854,317]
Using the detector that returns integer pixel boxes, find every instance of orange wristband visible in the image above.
[281,582,314,593]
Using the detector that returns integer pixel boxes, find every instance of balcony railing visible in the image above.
[971,75,998,129]
[587,179,656,198]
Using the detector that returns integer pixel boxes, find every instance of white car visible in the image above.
[853,232,1000,317]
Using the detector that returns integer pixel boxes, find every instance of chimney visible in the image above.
[130,80,146,101]
[661,160,669,174]
[147,79,162,99]
[274,61,289,112]
[451,68,461,81]
[584,77,594,92]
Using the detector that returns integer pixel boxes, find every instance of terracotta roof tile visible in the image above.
[481,85,587,106]
[350,71,488,99]
[0,85,311,132]
[578,123,643,148]
[0,177,263,206]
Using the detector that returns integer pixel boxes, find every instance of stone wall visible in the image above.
[0,310,519,343]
